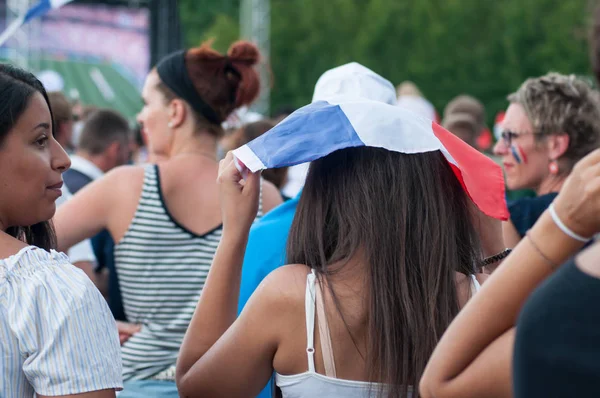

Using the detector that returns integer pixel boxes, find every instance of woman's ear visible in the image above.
[546,133,570,160]
[168,99,188,129]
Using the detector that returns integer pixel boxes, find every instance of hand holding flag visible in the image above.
[218,152,261,235]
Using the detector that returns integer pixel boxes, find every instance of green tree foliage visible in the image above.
[179,0,595,124]
[179,0,239,48]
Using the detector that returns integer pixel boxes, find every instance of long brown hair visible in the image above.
[286,147,481,397]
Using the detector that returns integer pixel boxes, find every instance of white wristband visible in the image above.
[549,203,590,243]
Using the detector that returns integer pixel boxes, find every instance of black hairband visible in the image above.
[156,50,221,125]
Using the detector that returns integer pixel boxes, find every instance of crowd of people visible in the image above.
[3,7,600,398]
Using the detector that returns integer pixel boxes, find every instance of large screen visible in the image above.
[0,1,149,119]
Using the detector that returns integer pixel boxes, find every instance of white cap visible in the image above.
[396,96,437,122]
[283,62,396,198]
[312,62,397,105]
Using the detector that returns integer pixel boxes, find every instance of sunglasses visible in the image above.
[499,130,534,146]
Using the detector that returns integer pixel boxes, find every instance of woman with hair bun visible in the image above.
[53,41,283,395]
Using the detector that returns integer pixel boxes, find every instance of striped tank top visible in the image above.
[115,165,262,380]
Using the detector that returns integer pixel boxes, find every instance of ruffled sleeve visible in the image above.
[3,246,122,395]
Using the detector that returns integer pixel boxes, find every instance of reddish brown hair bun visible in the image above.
[227,41,260,107]
[183,40,260,127]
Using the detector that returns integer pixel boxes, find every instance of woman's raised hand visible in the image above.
[217,152,261,235]
[553,148,600,239]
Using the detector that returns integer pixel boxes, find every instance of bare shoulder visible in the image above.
[103,164,146,186]
[97,165,147,197]
[0,234,29,260]
[247,264,310,312]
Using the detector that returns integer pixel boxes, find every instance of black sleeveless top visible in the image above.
[514,258,600,397]
[509,192,558,238]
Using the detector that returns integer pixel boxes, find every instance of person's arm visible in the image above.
[54,166,142,252]
[67,238,98,285]
[72,260,97,285]
[39,390,116,398]
[176,153,282,397]
[262,179,283,213]
[576,240,600,278]
[420,149,600,398]
[502,220,522,249]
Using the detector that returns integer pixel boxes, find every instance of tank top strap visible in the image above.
[315,280,337,378]
[126,164,168,221]
[305,269,317,372]
[470,274,481,297]
[139,164,163,203]
[144,164,159,188]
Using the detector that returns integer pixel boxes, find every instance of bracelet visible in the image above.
[480,248,512,267]
[526,232,560,269]
[548,204,590,243]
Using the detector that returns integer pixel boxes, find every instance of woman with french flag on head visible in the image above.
[492,72,600,249]
[175,86,511,396]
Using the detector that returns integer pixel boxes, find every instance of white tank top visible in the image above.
[274,270,481,397]
[275,270,396,397]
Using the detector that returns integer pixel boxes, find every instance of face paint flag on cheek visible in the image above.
[233,97,509,221]
[510,146,522,164]
[511,144,528,164]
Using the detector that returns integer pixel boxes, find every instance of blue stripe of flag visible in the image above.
[246,101,365,169]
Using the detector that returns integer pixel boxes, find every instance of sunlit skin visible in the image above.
[493,103,545,193]
[493,102,569,247]
[0,92,70,231]
[137,71,173,161]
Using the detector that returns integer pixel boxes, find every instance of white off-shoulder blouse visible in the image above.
[0,246,122,397]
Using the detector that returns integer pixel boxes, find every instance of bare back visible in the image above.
[106,156,221,244]
[152,156,222,237]
[271,265,487,382]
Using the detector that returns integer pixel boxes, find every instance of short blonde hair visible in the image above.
[508,72,600,172]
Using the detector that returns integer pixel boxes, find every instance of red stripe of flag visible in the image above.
[432,122,509,221]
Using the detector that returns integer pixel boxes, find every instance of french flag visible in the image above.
[234,98,509,221]
[0,0,73,46]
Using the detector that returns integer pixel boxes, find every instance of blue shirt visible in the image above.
[237,193,300,398]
